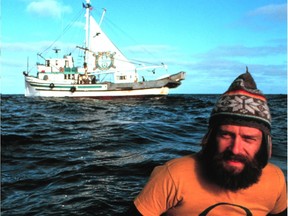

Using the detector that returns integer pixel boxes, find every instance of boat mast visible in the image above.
[84,0,92,69]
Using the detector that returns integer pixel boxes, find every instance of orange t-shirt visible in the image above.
[134,155,287,216]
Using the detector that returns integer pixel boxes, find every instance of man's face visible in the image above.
[199,124,264,191]
[216,125,263,174]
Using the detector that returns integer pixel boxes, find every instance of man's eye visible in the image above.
[244,137,256,142]
[220,133,231,138]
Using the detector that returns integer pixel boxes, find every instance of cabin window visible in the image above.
[65,60,69,67]
[46,60,50,67]
[118,75,126,80]
[64,74,74,80]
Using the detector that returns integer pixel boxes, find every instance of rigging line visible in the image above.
[90,6,164,67]
[89,6,104,21]
[39,8,85,55]
[129,59,163,66]
[101,13,164,64]
[113,57,142,66]
[112,56,163,67]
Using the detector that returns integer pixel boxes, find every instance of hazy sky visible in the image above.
[1,0,287,94]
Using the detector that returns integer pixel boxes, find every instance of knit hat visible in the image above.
[204,68,272,160]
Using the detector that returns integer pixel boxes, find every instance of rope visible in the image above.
[39,8,85,55]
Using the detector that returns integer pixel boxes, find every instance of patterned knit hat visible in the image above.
[206,68,272,159]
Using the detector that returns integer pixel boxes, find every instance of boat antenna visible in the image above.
[53,47,61,53]
[53,47,61,57]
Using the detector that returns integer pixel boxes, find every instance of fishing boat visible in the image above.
[23,0,186,98]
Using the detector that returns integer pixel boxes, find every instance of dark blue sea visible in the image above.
[1,94,287,215]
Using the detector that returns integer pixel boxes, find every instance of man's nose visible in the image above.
[230,137,242,155]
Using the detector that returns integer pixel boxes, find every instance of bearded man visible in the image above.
[125,70,287,216]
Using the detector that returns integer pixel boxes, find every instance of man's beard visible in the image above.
[198,148,262,191]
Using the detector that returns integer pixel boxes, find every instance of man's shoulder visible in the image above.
[260,163,286,190]
[263,163,285,180]
[165,154,197,171]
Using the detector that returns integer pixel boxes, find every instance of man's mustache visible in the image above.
[217,150,249,164]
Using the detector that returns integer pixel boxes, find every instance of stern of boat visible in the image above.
[165,71,186,88]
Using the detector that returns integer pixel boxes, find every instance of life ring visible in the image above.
[49,83,55,89]
[60,67,64,72]
[70,86,76,93]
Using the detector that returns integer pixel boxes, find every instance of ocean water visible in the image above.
[1,94,287,215]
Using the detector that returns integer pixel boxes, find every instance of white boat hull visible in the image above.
[24,71,185,98]
[25,83,169,98]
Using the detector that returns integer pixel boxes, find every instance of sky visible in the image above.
[1,0,287,94]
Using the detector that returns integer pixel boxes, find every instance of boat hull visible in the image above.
[24,71,186,98]
[25,82,169,98]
